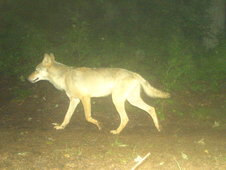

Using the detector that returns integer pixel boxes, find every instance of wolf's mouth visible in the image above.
[33,78,39,83]
[29,77,39,83]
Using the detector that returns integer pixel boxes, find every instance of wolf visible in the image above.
[28,53,170,134]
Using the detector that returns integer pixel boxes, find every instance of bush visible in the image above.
[1,0,225,95]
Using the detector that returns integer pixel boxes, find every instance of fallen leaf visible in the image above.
[197,138,205,145]
[204,149,209,154]
[64,154,70,158]
[159,161,165,165]
[181,152,188,160]
[134,155,143,163]
[212,121,220,128]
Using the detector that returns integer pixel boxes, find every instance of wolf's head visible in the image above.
[28,53,55,83]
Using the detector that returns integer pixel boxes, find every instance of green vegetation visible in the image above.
[1,0,225,119]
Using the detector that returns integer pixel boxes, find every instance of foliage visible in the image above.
[0,0,225,119]
[197,41,226,91]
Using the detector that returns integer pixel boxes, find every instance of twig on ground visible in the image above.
[131,152,151,170]
[173,157,182,170]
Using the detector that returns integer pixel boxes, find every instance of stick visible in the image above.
[131,152,151,170]
[173,157,182,170]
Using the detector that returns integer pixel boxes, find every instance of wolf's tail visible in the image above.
[135,73,170,98]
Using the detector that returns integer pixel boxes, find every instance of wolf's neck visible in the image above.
[48,62,70,91]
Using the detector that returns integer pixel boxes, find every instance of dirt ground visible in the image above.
[0,79,225,170]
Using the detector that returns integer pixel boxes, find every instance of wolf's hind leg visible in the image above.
[110,99,128,134]
[81,96,101,130]
[127,86,161,131]
[111,83,131,134]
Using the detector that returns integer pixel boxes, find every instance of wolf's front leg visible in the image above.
[53,98,80,130]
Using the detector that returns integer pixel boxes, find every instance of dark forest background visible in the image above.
[0,0,225,118]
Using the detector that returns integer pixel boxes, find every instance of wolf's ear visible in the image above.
[49,53,55,61]
[42,53,54,66]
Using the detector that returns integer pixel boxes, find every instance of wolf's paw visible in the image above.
[110,130,120,135]
[52,123,65,130]
[96,122,102,130]
[156,124,162,132]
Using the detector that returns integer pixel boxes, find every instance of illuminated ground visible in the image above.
[0,81,225,169]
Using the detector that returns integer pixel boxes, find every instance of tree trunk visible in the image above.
[204,0,226,49]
